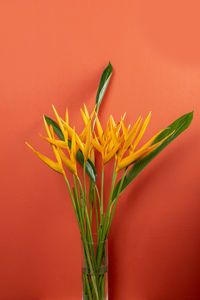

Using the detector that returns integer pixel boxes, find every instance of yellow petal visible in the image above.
[43,116,52,138]
[79,127,87,141]
[90,106,95,120]
[25,142,63,174]
[110,115,116,128]
[121,112,126,121]
[132,112,151,151]
[110,118,118,145]
[65,107,69,124]
[118,116,142,159]
[121,120,128,138]
[75,134,84,152]
[130,129,163,153]
[116,147,147,172]
[61,119,73,138]
[52,145,62,166]
[52,105,68,141]
[58,147,77,175]
[49,125,55,138]
[52,105,64,132]
[84,104,89,119]
[144,130,175,154]
[40,136,70,151]
[105,119,110,135]
[107,139,115,152]
[138,143,159,159]
[89,147,95,163]
[80,108,88,126]
[95,113,103,141]
[116,122,121,137]
[48,126,63,166]
[71,127,77,163]
[104,145,120,164]
[116,130,175,172]
[124,116,142,149]
[83,120,91,161]
[92,136,103,153]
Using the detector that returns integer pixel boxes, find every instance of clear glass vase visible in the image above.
[81,234,108,300]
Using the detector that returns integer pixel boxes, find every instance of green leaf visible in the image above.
[112,111,193,201]
[76,150,97,183]
[44,115,97,183]
[44,115,64,140]
[95,62,113,114]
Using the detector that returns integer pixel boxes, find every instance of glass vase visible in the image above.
[81,234,108,300]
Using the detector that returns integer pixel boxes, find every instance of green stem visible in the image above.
[106,168,128,238]
[81,235,99,299]
[100,166,104,226]
[73,176,85,234]
[77,175,98,270]
[72,176,100,300]
[82,164,95,260]
[65,176,95,294]
[82,232,100,298]
[64,176,80,228]
[94,188,100,238]
[85,273,93,300]
[96,162,117,267]
[79,171,95,249]
[101,275,105,298]
[92,104,98,131]
[101,163,117,239]
[95,184,101,207]
[94,184,102,244]
[83,163,87,203]
[89,180,94,224]
[83,163,88,239]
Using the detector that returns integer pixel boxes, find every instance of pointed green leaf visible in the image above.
[44,115,64,140]
[76,150,97,183]
[112,111,193,200]
[44,115,97,183]
[95,62,113,114]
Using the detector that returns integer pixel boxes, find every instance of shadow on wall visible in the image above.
[109,133,200,299]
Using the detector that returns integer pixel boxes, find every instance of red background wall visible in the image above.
[0,1,199,299]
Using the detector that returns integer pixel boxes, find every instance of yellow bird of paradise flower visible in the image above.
[26,107,78,176]
[25,116,65,175]
[92,113,124,165]
[116,112,174,172]
[60,104,94,162]
[26,104,173,177]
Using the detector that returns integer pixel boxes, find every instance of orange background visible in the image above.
[0,1,200,299]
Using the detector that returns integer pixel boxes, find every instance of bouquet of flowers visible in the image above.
[26,63,193,300]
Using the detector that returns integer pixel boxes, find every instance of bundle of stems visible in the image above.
[66,162,127,299]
